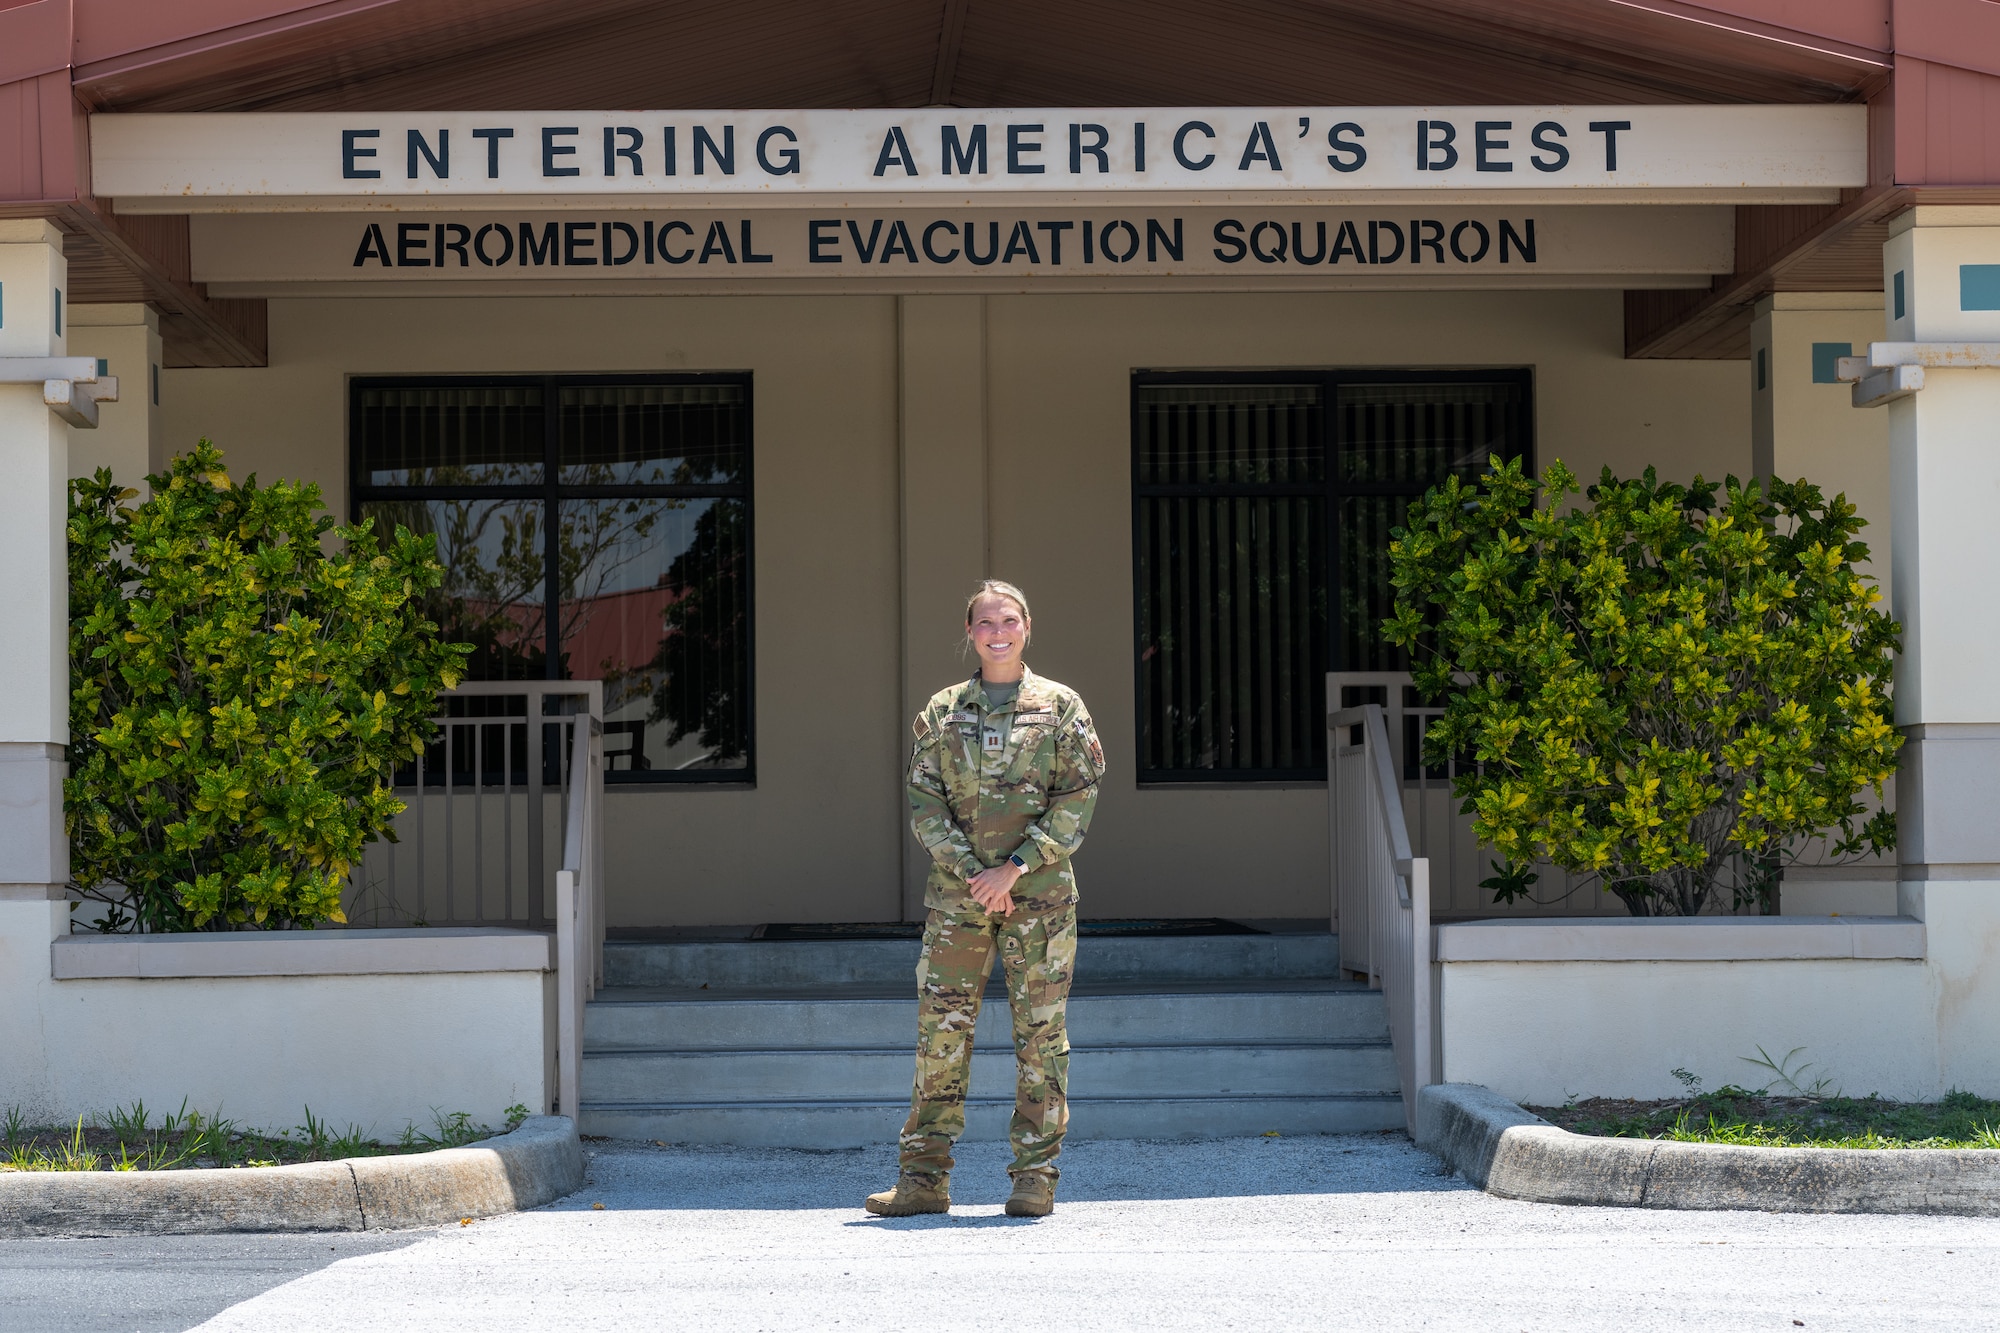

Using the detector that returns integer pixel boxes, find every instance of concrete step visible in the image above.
[603,932,1341,989]
[583,1040,1399,1104]
[585,982,1387,1051]
[580,1094,1406,1146]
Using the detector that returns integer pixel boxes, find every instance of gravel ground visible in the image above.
[11,1132,2000,1332]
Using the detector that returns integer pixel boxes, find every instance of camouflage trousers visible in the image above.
[898,902,1077,1181]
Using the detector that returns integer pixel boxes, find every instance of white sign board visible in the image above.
[95,106,1865,207]
[188,207,1733,287]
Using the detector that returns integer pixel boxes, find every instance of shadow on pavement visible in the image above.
[0,1232,425,1333]
[553,1133,1464,1213]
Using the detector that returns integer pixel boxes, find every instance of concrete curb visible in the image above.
[0,1116,584,1237]
[1416,1083,2000,1216]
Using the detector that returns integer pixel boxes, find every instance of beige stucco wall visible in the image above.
[154,287,1748,927]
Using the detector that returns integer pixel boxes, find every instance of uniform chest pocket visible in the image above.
[1006,722,1058,774]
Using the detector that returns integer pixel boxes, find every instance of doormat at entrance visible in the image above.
[755,918,1264,941]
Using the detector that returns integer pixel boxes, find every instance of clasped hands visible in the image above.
[966,860,1025,913]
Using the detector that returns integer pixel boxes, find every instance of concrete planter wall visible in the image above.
[0,900,554,1133]
[1434,914,1953,1105]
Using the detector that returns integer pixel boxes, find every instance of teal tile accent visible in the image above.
[96,358,108,377]
[1812,342,1852,384]
[1893,270,1906,320]
[151,364,160,406]
[1755,347,1767,391]
[53,288,60,336]
[1963,264,2000,311]
[0,281,5,328]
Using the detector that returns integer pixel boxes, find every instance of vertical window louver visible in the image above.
[1134,371,1531,781]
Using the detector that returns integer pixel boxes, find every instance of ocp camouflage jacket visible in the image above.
[907,666,1105,914]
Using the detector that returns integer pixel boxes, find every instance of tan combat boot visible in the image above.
[1004,1171,1055,1217]
[864,1172,950,1216]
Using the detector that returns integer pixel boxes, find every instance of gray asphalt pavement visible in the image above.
[5,1133,1997,1331]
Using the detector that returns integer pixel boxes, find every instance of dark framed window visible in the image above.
[351,374,753,783]
[1133,369,1532,782]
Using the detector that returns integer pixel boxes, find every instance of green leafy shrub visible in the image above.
[66,441,470,931]
[1384,458,1899,916]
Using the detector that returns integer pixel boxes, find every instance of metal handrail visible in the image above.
[346,679,602,930]
[554,707,605,1120]
[1329,701,1434,1135]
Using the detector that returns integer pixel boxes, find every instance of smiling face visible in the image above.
[967,592,1030,682]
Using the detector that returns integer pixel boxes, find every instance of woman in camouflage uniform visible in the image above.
[865,580,1105,1220]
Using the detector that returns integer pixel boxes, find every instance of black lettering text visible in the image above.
[1416,121,1457,172]
[352,222,390,266]
[1212,218,1246,263]
[1327,122,1367,173]
[694,125,735,175]
[1588,120,1631,171]
[757,126,800,175]
[880,220,916,262]
[542,127,580,177]
[1450,219,1491,263]
[1037,220,1074,263]
[1475,121,1512,173]
[942,125,987,175]
[407,129,448,180]
[436,222,470,266]
[519,221,558,265]
[605,127,644,176]
[1249,220,1287,263]
[471,127,513,179]
[1530,122,1569,173]
[473,222,513,265]
[1174,121,1216,170]
[922,219,960,263]
[1001,220,1041,263]
[396,221,430,266]
[698,220,737,263]
[1369,220,1405,264]
[809,219,842,263]
[604,221,640,265]
[1411,219,1445,263]
[874,127,918,177]
[342,129,381,180]
[1007,123,1045,174]
[1290,220,1325,264]
[657,219,694,264]
[1499,218,1536,263]
[1237,121,1282,172]
[1070,123,1110,174]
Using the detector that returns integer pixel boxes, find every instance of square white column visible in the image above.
[66,303,163,492]
[0,219,71,903]
[1880,207,2000,1094]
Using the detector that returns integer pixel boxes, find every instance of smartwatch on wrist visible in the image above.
[1007,854,1028,869]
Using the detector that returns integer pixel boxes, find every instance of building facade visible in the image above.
[5,0,2000,1121]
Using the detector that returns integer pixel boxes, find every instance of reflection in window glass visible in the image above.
[1336,382,1530,486]
[559,384,748,485]
[557,498,749,772]
[352,376,753,781]
[359,498,548,681]
[355,386,544,487]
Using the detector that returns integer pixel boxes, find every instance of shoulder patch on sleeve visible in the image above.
[913,714,934,739]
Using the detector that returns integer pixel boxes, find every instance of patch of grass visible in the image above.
[400,1109,486,1151]
[0,1102,513,1172]
[1532,1087,2000,1150]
